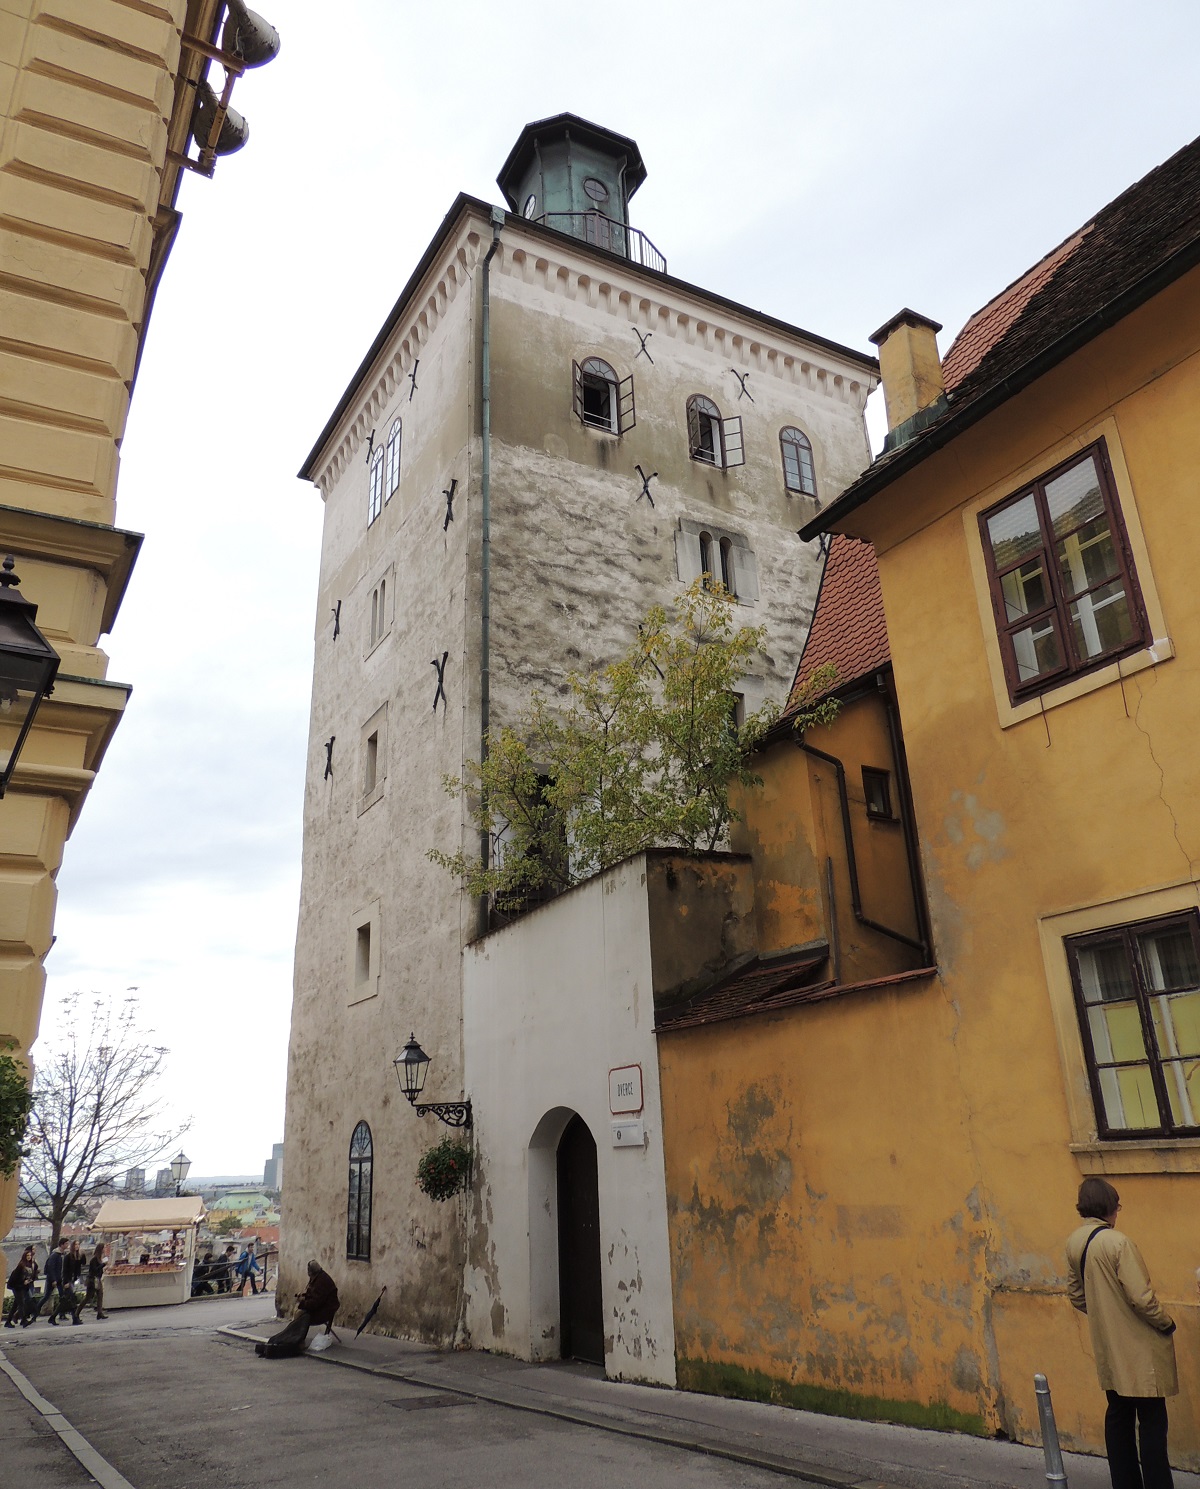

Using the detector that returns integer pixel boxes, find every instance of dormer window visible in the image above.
[780,426,817,497]
[686,395,744,470]
[572,357,635,434]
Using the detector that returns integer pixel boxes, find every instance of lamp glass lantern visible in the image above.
[395,1034,430,1106]
[170,1151,191,1193]
[0,557,59,797]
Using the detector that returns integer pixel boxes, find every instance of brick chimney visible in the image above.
[869,309,946,448]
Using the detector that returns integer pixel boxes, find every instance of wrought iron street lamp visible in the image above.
[170,1150,191,1196]
[394,1034,472,1128]
[0,556,59,797]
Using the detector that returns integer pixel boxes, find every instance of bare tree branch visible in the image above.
[18,993,189,1244]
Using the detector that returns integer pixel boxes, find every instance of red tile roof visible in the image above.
[802,131,1200,539]
[654,945,830,1031]
[781,533,890,720]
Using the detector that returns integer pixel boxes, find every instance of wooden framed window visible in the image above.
[862,766,893,820]
[572,357,634,434]
[686,395,744,470]
[1068,911,1200,1139]
[780,426,817,497]
[979,441,1147,703]
[346,1120,373,1260]
[367,448,384,526]
[384,418,402,498]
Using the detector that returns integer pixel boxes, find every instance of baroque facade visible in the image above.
[283,115,878,1343]
[0,0,271,1234]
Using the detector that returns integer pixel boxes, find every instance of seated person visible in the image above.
[256,1261,339,1359]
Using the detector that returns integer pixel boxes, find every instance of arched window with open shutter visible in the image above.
[687,395,744,470]
[347,1121,373,1261]
[780,426,817,497]
[385,419,402,498]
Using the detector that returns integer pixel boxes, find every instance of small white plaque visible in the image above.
[609,1064,643,1114]
[611,1118,644,1148]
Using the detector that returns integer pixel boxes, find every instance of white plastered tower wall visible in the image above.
[284,161,878,1351]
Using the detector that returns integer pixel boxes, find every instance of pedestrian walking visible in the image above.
[83,1242,109,1319]
[1067,1177,1177,1489]
[5,1246,37,1327]
[236,1243,261,1296]
[42,1239,68,1324]
[218,1244,237,1293]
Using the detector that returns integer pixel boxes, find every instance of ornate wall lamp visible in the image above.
[394,1034,472,1128]
[0,556,60,798]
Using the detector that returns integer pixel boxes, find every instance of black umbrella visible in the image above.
[355,1285,387,1338]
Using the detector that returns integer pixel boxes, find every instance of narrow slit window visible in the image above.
[364,732,378,795]
[780,427,817,497]
[699,531,715,589]
[719,537,734,594]
[355,923,371,986]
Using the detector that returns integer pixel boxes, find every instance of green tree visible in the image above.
[0,1041,33,1179]
[19,993,188,1245]
[429,580,838,906]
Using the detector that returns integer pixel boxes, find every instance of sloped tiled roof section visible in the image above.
[801,132,1200,539]
[782,533,890,720]
[654,945,830,1032]
[941,133,1200,404]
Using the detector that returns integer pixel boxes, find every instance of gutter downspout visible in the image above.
[797,738,929,957]
[480,206,504,874]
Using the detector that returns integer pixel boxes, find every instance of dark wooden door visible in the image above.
[557,1114,603,1365]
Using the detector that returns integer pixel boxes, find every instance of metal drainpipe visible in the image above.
[480,206,504,870]
[796,738,928,955]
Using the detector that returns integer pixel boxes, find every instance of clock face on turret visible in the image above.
[522,193,538,219]
[583,177,609,204]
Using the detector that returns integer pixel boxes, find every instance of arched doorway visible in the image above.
[556,1113,603,1365]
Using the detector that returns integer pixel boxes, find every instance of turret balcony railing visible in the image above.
[535,211,667,274]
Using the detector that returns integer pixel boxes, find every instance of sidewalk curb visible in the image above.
[217,1326,903,1488]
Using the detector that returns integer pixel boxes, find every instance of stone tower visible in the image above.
[283,113,877,1341]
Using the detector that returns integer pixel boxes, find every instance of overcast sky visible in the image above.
[38,0,1200,1177]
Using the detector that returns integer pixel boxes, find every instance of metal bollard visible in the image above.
[1034,1374,1069,1489]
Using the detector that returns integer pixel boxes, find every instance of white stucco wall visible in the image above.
[462,854,676,1385]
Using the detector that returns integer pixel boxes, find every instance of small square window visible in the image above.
[862,767,893,820]
[979,441,1147,704]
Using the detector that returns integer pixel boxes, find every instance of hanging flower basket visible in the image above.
[416,1137,472,1201]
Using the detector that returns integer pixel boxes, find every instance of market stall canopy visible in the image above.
[93,1196,206,1229]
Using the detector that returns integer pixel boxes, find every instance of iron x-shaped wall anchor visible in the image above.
[442,478,457,531]
[324,735,335,779]
[731,369,754,402]
[633,328,654,363]
[408,360,419,401]
[331,599,341,639]
[363,429,375,464]
[431,651,449,712]
[635,465,657,506]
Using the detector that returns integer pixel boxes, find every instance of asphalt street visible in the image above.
[4,1296,1200,1489]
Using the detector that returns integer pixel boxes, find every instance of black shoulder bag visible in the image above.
[1076,1224,1107,1303]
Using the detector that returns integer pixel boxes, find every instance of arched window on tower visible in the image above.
[368,448,384,526]
[347,1120,373,1261]
[572,357,635,434]
[385,419,402,499]
[780,426,817,497]
[687,395,744,470]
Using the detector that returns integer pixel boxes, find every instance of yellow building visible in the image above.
[659,134,1200,1460]
[0,0,273,1234]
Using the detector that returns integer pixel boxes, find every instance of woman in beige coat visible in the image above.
[1067,1177,1177,1489]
